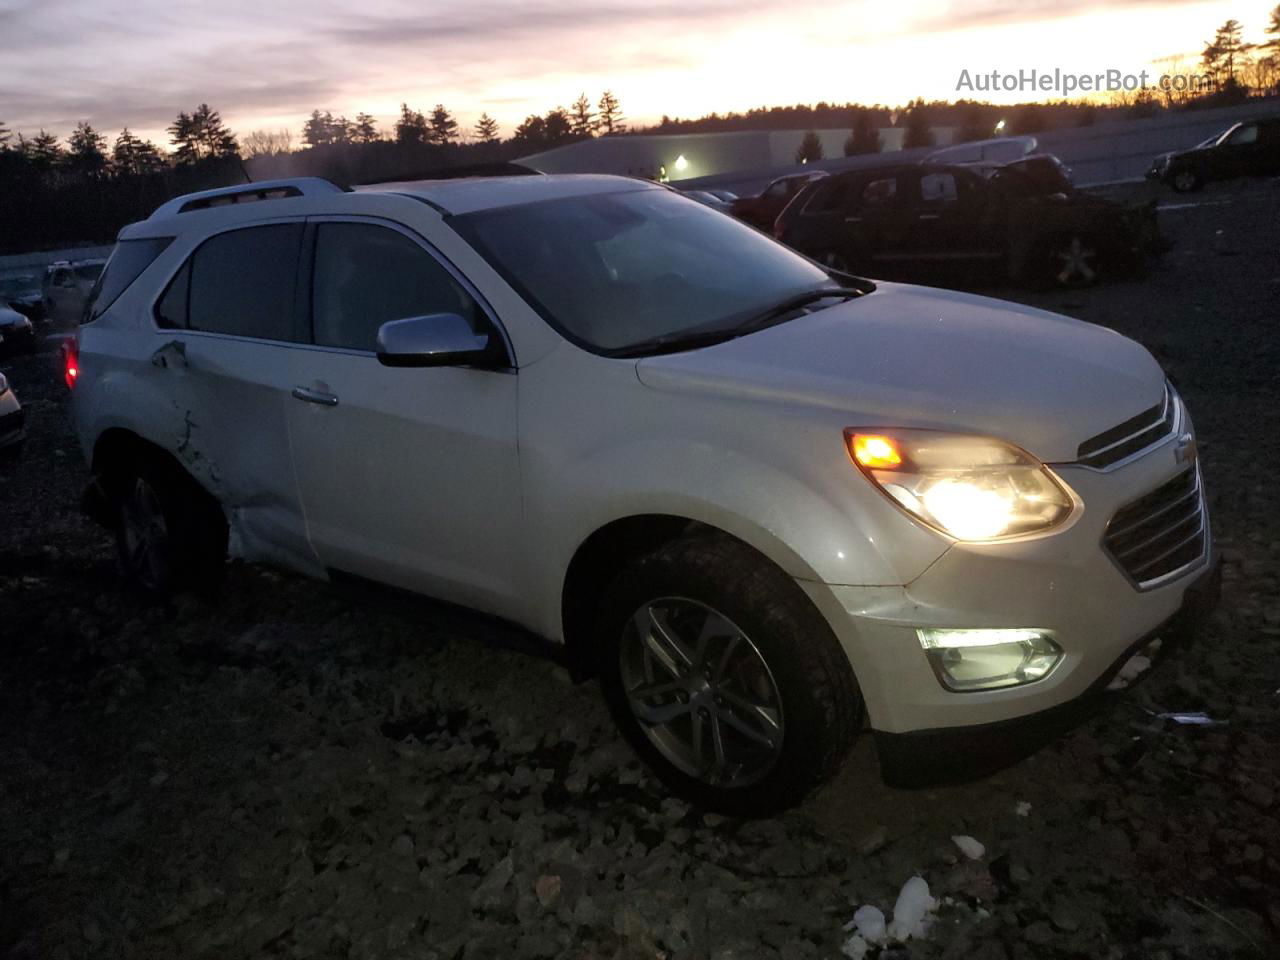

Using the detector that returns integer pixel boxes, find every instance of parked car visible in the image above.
[730,170,828,230]
[0,302,36,355]
[70,175,1215,813]
[0,274,45,322]
[0,371,23,459]
[43,258,106,326]
[775,161,1159,288]
[681,189,734,214]
[1146,117,1280,192]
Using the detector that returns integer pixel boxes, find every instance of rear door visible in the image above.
[283,217,522,616]
[905,169,1003,263]
[150,220,317,570]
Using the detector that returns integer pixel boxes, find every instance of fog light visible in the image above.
[917,628,1062,692]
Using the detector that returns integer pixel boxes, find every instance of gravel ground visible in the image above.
[2,177,1278,960]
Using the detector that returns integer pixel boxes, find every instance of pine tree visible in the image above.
[955,106,987,143]
[396,104,428,145]
[569,94,595,138]
[355,113,379,143]
[512,115,547,149]
[543,108,572,145]
[902,98,935,149]
[597,90,625,135]
[169,104,238,163]
[473,113,499,143]
[795,130,823,164]
[428,105,458,145]
[843,110,881,156]
[25,130,62,171]
[1203,19,1249,87]
[0,119,10,150]
[303,110,333,147]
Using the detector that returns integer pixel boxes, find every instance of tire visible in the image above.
[596,532,861,816]
[112,455,227,598]
[1170,168,1201,193]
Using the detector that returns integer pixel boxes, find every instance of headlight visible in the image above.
[846,429,1077,541]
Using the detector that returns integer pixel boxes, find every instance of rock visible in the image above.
[1241,782,1273,809]
[1023,920,1057,945]
[534,874,561,908]
[1049,902,1082,932]
[887,876,936,942]
[953,835,986,860]
[851,904,886,943]
[391,833,415,858]
[858,826,888,855]
[470,855,514,908]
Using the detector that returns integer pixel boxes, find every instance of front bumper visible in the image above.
[800,433,1214,739]
[874,556,1219,785]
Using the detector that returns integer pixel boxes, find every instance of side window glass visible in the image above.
[1228,124,1258,146]
[919,173,960,206]
[183,223,303,341]
[860,177,898,207]
[805,180,850,214]
[311,222,485,353]
[763,181,788,199]
[156,261,191,329]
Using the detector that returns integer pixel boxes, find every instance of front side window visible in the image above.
[311,222,485,352]
[451,187,836,354]
[860,177,899,207]
[1227,124,1258,146]
[156,223,303,341]
[919,173,960,206]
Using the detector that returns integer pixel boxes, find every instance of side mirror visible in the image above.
[375,313,497,368]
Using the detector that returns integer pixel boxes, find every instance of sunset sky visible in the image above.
[1,0,1274,147]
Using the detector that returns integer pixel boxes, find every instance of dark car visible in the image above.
[0,274,44,322]
[774,161,1160,288]
[1147,118,1280,192]
[0,371,23,460]
[730,170,828,230]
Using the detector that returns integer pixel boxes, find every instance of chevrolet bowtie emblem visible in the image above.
[1175,433,1197,465]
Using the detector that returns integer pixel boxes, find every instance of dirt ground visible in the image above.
[2,177,1278,960]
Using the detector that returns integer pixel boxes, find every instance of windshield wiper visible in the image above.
[729,286,863,335]
[607,286,865,359]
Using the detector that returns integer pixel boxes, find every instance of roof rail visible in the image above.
[149,177,345,219]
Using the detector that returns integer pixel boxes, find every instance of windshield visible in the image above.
[450,187,836,354]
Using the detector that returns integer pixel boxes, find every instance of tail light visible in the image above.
[63,338,79,390]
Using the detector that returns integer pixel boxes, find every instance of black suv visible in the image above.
[1147,117,1280,192]
[774,161,1159,288]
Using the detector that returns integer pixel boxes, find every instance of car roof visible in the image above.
[357,174,659,215]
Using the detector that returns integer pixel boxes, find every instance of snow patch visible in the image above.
[952,835,986,860]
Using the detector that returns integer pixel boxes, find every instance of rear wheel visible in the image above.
[597,533,861,816]
[1171,168,1201,193]
[113,458,227,598]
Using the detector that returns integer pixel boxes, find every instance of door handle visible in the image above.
[292,386,339,407]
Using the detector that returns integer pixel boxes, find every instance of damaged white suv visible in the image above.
[71,175,1217,814]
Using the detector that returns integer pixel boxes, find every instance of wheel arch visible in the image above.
[559,512,822,680]
[83,427,215,526]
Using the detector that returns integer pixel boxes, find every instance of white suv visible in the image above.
[70,175,1217,814]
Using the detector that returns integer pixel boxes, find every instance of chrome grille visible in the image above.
[1104,468,1207,589]
[1077,384,1175,469]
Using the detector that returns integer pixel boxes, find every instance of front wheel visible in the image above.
[1170,168,1202,193]
[597,533,861,816]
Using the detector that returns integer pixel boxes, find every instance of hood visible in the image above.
[635,283,1165,463]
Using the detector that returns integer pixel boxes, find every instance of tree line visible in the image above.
[2,8,1277,252]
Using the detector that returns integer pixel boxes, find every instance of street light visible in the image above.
[994,119,1006,135]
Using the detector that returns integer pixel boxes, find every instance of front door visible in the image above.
[284,218,522,617]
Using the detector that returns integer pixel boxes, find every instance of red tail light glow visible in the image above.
[63,340,79,390]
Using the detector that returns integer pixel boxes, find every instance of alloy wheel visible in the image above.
[120,476,170,591]
[1052,235,1099,287]
[619,597,785,788]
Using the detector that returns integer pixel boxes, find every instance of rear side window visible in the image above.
[803,179,853,214]
[311,222,484,352]
[156,224,303,341]
[86,239,172,323]
[919,173,960,206]
[859,177,899,207]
